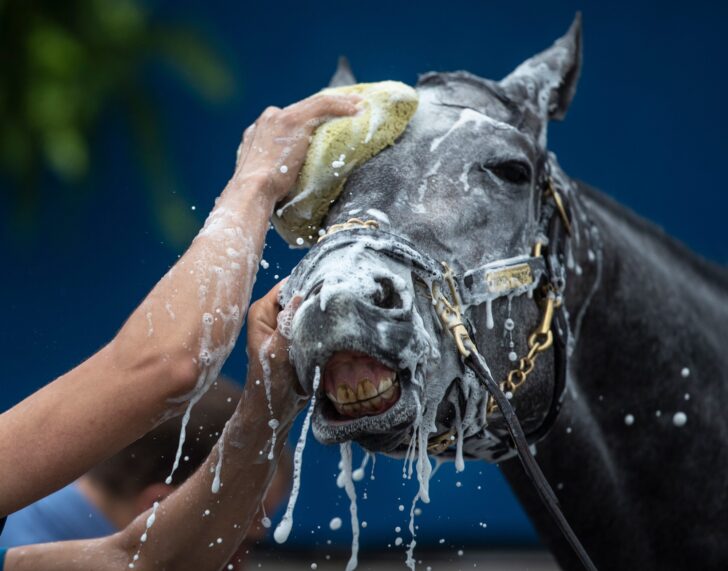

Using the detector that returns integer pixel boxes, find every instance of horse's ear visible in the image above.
[329,56,357,87]
[500,13,582,121]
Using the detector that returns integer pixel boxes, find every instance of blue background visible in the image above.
[1,0,726,552]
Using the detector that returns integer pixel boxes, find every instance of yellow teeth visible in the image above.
[357,379,377,400]
[379,376,393,393]
[335,385,356,404]
[327,375,399,416]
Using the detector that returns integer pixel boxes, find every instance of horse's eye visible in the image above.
[482,160,532,185]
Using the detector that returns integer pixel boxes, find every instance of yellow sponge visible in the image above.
[272,81,419,246]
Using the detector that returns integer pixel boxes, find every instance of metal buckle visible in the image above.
[317,218,379,243]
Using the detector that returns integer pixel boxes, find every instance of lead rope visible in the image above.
[433,280,597,570]
[464,346,597,571]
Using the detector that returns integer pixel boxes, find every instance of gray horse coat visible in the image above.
[282,14,728,570]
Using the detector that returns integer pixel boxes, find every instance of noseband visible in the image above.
[303,168,597,570]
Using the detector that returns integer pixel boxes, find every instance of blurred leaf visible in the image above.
[27,20,86,78]
[0,0,237,245]
[91,0,145,44]
[152,27,235,103]
[156,193,201,246]
[127,86,199,248]
[42,127,88,181]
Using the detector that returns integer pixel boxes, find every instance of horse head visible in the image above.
[282,16,585,462]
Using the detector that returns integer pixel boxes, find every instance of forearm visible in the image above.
[0,176,275,516]
[4,386,289,571]
[115,173,275,396]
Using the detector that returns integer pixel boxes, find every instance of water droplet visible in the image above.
[624,414,635,426]
[673,412,687,427]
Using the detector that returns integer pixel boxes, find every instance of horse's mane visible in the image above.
[579,182,728,290]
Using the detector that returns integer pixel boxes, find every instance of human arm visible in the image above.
[0,93,358,517]
[4,283,307,571]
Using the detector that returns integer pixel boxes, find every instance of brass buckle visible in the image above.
[317,218,379,243]
[427,427,457,454]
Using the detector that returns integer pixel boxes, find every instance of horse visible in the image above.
[280,15,728,570]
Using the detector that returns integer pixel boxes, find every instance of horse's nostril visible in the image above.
[372,277,403,310]
[308,280,324,299]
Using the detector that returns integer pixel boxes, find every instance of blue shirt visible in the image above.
[0,518,5,571]
[0,483,116,548]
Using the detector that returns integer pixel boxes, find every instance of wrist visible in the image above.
[225,171,278,209]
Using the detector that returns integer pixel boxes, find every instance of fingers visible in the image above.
[249,277,289,329]
[287,295,302,315]
[284,94,361,126]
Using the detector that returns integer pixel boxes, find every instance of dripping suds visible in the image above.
[339,442,360,571]
[273,367,321,544]
[258,337,278,460]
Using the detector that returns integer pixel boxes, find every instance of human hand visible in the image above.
[245,279,305,425]
[234,93,361,203]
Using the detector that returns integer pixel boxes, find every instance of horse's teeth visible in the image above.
[380,385,396,401]
[349,402,362,414]
[359,379,378,400]
[337,385,356,404]
[379,377,393,392]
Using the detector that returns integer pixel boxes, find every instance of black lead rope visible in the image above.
[464,349,598,571]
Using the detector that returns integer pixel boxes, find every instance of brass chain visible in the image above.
[487,291,556,414]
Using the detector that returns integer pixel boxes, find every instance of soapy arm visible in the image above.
[0,93,358,517]
[4,286,308,571]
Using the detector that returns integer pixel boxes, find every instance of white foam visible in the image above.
[273,367,321,544]
[211,426,225,493]
[339,442,360,571]
[258,337,277,460]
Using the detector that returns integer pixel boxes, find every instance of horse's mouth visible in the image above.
[323,351,401,418]
[312,350,419,452]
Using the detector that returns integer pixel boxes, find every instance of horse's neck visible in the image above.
[502,184,728,570]
[570,185,728,407]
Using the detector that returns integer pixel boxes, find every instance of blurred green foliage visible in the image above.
[0,0,236,246]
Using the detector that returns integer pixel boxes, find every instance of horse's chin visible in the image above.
[311,350,421,452]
